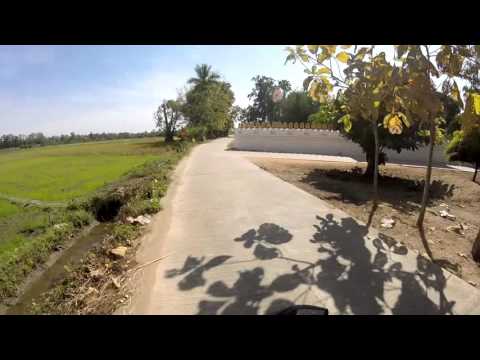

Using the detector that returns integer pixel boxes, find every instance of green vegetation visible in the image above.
[0,200,20,219]
[0,138,163,202]
[0,137,193,301]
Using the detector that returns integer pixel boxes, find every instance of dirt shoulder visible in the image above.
[249,157,480,288]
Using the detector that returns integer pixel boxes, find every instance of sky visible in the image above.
[0,45,311,136]
[0,45,465,136]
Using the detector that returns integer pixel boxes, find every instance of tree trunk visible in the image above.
[372,122,379,206]
[473,161,478,182]
[164,130,174,143]
[472,228,480,263]
[365,150,375,179]
[417,123,436,228]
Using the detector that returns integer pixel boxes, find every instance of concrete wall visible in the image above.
[232,128,448,166]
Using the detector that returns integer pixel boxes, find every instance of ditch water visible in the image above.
[5,222,114,315]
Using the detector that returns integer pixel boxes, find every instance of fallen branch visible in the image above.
[126,253,172,274]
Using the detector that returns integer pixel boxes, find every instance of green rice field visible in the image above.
[0,138,166,202]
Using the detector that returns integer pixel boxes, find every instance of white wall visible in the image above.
[232,128,448,166]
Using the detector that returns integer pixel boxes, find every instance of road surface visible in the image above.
[121,138,480,315]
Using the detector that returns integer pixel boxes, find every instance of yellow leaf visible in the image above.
[472,93,480,115]
[336,51,350,64]
[373,101,380,108]
[354,47,370,61]
[317,51,329,64]
[308,81,322,102]
[317,67,330,74]
[383,113,403,135]
[307,45,319,54]
[339,114,352,132]
[321,45,337,55]
[319,76,333,92]
[397,112,410,127]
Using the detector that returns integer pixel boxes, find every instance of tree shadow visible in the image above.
[165,217,455,315]
[301,168,455,215]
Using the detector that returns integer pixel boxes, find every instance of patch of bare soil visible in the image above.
[250,157,480,288]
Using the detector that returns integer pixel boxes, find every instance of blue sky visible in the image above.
[0,45,310,136]
[0,45,464,136]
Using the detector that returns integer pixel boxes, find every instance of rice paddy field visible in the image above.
[0,138,167,203]
[0,137,187,299]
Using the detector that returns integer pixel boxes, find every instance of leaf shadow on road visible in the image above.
[164,216,455,315]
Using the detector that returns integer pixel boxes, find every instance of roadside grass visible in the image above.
[0,199,20,219]
[0,137,193,302]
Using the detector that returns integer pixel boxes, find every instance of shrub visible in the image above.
[111,224,139,244]
[183,126,207,142]
[66,210,94,228]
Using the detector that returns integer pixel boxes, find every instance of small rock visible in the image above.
[135,215,151,225]
[111,277,121,289]
[446,223,465,236]
[110,246,128,258]
[380,218,395,229]
[126,215,151,226]
[89,269,103,280]
[468,281,478,287]
[427,240,435,245]
[85,287,99,296]
[439,210,456,220]
[53,223,69,230]
[428,226,436,232]
[439,203,448,208]
[457,252,468,259]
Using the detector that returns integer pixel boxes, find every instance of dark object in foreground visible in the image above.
[273,305,329,315]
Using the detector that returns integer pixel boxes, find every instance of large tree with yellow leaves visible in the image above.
[286,45,473,232]
[286,45,413,206]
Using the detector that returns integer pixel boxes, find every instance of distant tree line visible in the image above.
[0,130,160,150]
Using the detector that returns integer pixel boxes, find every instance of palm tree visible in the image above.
[187,64,221,88]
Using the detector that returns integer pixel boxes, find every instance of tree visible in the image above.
[286,45,412,206]
[183,77,235,138]
[460,46,480,92]
[247,76,292,122]
[280,91,320,122]
[395,45,468,228]
[187,64,221,89]
[154,98,184,142]
[446,129,480,181]
[230,105,243,128]
[454,87,480,261]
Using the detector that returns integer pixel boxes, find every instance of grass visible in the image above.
[0,138,167,202]
[0,199,20,219]
[0,137,193,301]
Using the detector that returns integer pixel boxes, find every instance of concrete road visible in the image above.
[123,138,480,315]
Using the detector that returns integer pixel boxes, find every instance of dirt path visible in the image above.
[0,193,65,208]
[120,138,480,315]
